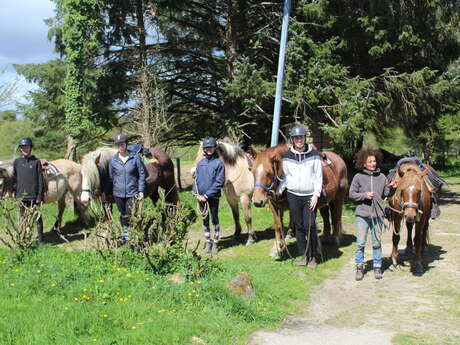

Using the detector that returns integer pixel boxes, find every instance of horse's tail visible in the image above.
[217,142,245,166]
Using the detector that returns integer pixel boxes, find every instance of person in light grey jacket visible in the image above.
[349,148,395,281]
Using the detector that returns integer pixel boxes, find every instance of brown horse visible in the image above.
[0,159,88,231]
[251,144,348,257]
[193,141,255,244]
[388,162,432,274]
[80,147,178,207]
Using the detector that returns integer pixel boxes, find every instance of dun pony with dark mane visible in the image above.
[250,144,348,257]
[388,162,433,274]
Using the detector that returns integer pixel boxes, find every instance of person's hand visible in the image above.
[137,192,144,200]
[309,195,319,210]
[197,195,207,203]
[366,192,375,199]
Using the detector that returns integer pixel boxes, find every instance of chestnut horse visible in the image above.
[251,144,348,257]
[193,141,255,244]
[80,147,178,207]
[388,162,432,274]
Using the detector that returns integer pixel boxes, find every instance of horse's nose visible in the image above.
[406,215,415,224]
[81,191,91,205]
[253,200,265,208]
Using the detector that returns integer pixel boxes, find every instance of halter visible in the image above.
[254,163,282,194]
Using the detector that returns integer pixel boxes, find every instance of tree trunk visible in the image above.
[65,135,77,161]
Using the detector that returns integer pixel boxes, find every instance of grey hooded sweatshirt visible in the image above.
[349,169,392,219]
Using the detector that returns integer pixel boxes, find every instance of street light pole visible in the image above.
[270,0,291,147]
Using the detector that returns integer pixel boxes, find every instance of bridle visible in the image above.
[254,163,282,195]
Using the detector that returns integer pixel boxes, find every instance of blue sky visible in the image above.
[0,0,58,109]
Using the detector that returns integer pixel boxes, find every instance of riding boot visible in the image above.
[374,267,383,280]
[203,241,212,254]
[36,216,44,245]
[355,264,365,281]
[211,241,219,254]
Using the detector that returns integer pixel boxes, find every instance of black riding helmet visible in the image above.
[18,137,33,147]
[202,137,217,149]
[289,125,307,137]
[114,133,128,144]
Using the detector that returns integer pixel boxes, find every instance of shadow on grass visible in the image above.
[379,243,446,277]
[42,218,93,245]
[438,186,460,206]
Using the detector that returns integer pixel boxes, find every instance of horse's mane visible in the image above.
[81,147,116,191]
[216,140,246,166]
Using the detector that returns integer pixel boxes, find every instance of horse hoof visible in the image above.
[245,239,255,246]
[269,251,281,259]
[414,264,424,275]
[389,264,398,271]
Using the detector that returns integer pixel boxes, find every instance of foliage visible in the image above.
[0,200,41,260]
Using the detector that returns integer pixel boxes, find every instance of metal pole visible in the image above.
[270,0,292,147]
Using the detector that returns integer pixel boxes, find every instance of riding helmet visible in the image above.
[289,125,307,137]
[18,137,33,147]
[114,133,128,144]
[202,137,217,148]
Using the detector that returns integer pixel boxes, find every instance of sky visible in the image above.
[0,0,58,109]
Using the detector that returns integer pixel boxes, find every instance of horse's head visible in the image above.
[251,145,287,208]
[396,164,428,223]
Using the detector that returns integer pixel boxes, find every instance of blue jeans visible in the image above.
[355,216,382,267]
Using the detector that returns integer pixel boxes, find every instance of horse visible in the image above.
[80,146,178,207]
[193,140,255,244]
[388,162,432,274]
[250,144,348,257]
[0,159,88,231]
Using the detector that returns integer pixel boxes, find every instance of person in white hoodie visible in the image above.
[277,125,323,268]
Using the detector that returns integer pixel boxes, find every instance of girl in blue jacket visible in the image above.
[194,137,225,254]
[107,133,146,238]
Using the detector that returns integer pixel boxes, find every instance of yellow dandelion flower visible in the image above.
[10,283,15,287]
[92,338,97,342]
[14,268,20,272]
[136,271,140,274]
[189,282,194,286]
[101,301,107,305]
[150,286,156,290]
[116,268,121,272]
[128,295,132,298]
[145,278,150,281]
[64,306,69,310]
[122,268,127,272]
[195,294,200,297]
[102,314,108,318]
[61,295,65,299]
[39,264,44,267]
[36,269,41,273]
[97,279,104,283]
[126,273,132,278]
[171,309,176,313]
[50,283,56,287]
[124,298,128,302]
[197,281,202,284]
[188,293,192,296]
[83,288,88,292]
[131,326,137,330]
[74,297,79,302]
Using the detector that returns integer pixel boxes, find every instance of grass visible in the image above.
[0,190,355,345]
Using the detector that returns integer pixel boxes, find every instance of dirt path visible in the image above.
[249,183,460,345]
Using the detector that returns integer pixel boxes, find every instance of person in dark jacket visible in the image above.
[13,137,44,244]
[106,133,146,239]
[194,137,225,254]
[349,148,395,281]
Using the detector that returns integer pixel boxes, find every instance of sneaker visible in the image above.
[355,264,365,281]
[374,267,383,280]
[307,257,317,269]
[121,229,130,241]
[296,255,307,266]
[203,241,212,254]
[211,241,219,254]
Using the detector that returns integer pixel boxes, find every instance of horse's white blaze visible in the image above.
[408,185,415,192]
[80,171,91,204]
[255,164,265,184]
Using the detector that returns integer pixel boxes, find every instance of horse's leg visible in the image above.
[240,193,255,245]
[228,198,242,240]
[74,199,89,227]
[332,193,345,245]
[53,197,66,233]
[391,216,402,268]
[413,221,424,274]
[269,204,284,258]
[320,205,331,244]
[150,189,160,206]
[405,222,414,255]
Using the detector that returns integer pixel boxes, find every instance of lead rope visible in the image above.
[192,173,209,219]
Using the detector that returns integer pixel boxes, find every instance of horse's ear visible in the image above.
[77,154,83,163]
[398,169,405,178]
[247,147,257,159]
[268,150,283,163]
[94,153,102,165]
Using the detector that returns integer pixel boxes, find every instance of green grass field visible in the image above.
[0,191,355,345]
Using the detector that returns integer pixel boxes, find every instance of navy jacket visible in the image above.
[194,154,225,199]
[107,153,146,198]
[13,155,44,202]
